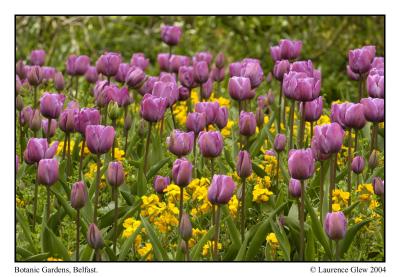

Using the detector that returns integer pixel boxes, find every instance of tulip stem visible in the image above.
[347,130,352,206]
[298,102,306,149]
[277,83,282,133]
[185,241,191,261]
[32,167,39,229]
[47,118,51,143]
[217,81,221,98]
[200,86,203,102]
[282,94,287,130]
[113,186,119,255]
[193,135,197,178]
[329,154,337,213]
[19,115,24,159]
[289,100,295,149]
[310,122,314,145]
[299,180,305,261]
[33,86,38,109]
[358,77,363,102]
[371,123,378,154]
[67,133,71,176]
[144,122,152,173]
[213,205,221,261]
[241,178,246,242]
[46,186,51,221]
[276,152,280,191]
[112,119,116,160]
[62,134,67,160]
[319,160,324,223]
[335,240,340,261]
[76,76,79,100]
[354,129,359,155]
[124,107,130,154]
[76,209,80,261]
[179,186,184,224]
[93,154,101,224]
[79,137,85,177]
[170,105,176,129]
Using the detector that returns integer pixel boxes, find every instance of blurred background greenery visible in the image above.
[16,16,384,103]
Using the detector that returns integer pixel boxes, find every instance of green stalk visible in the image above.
[240,178,246,241]
[62,133,67,160]
[112,119,117,160]
[76,76,79,100]
[297,102,306,148]
[319,160,324,223]
[78,137,85,177]
[179,186,184,223]
[143,122,153,173]
[289,100,295,149]
[113,186,119,255]
[347,130,353,206]
[276,152,280,190]
[33,86,38,109]
[67,133,71,176]
[329,154,336,213]
[277,84,282,133]
[46,186,51,221]
[170,105,176,129]
[185,241,191,261]
[213,205,221,261]
[193,135,197,178]
[76,209,80,261]
[47,118,51,143]
[299,180,305,261]
[335,240,340,261]
[282,94,287,130]
[93,154,101,224]
[358,76,363,102]
[32,165,39,229]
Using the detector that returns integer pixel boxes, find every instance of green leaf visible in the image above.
[99,205,130,229]
[140,216,169,261]
[43,225,71,261]
[23,252,50,262]
[190,226,215,261]
[271,219,291,261]
[234,222,260,261]
[339,219,373,258]
[16,247,33,259]
[137,168,147,197]
[305,228,315,261]
[224,148,236,171]
[16,209,36,252]
[252,162,266,177]
[146,157,170,180]
[80,245,94,261]
[342,201,360,217]
[221,205,241,247]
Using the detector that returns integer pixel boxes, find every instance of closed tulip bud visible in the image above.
[288,148,315,180]
[30,49,46,66]
[179,213,193,241]
[42,67,56,82]
[201,78,213,100]
[74,55,90,75]
[193,52,213,65]
[372,177,384,196]
[24,138,58,164]
[152,81,178,107]
[312,123,344,154]
[278,39,302,60]
[195,101,220,125]
[138,119,147,138]
[161,25,182,46]
[288,178,302,198]
[87,224,104,249]
[42,119,57,138]
[126,66,146,89]
[193,61,209,84]
[179,66,194,88]
[167,130,194,157]
[303,96,323,122]
[27,66,43,86]
[229,62,242,77]
[267,90,275,105]
[344,103,366,130]
[274,133,287,152]
[256,107,264,129]
[270,46,281,62]
[228,77,253,101]
[239,111,256,136]
[273,60,290,81]
[139,76,158,96]
[311,136,331,161]
[367,73,384,98]
[159,72,176,83]
[37,158,59,186]
[348,46,376,74]
[186,112,206,135]
[368,150,379,170]
[140,94,167,123]
[85,66,98,83]
[283,71,320,101]
[153,175,170,194]
[85,125,115,155]
[20,106,33,127]
[346,65,360,81]
[330,103,351,129]
[170,55,191,73]
[114,63,130,83]
[258,95,267,109]
[40,93,65,119]
[241,61,264,89]
[265,149,277,157]
[198,131,224,158]
[96,52,122,77]
[124,112,133,132]
[16,60,27,79]
[215,106,228,129]
[360,98,384,123]
[324,212,347,241]
[107,161,125,187]
[75,108,101,136]
[29,109,42,132]
[215,52,225,69]
[178,86,190,101]
[108,101,121,121]
[172,158,192,188]
[351,156,365,174]
[211,67,225,82]
[130,53,149,71]
[236,150,252,179]
[70,181,88,210]
[208,175,236,205]
[16,75,22,94]
[16,95,24,111]
[66,55,77,76]
[157,53,170,72]
[54,72,65,91]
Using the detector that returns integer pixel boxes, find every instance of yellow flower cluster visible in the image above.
[356,183,374,202]
[331,188,350,212]
[121,217,153,260]
[266,232,279,248]
[188,228,208,248]
[262,154,278,177]
[186,178,212,217]
[202,240,222,257]
[47,257,63,261]
[56,140,90,156]
[113,147,125,161]
[252,182,273,203]
[16,197,25,207]
[228,195,239,217]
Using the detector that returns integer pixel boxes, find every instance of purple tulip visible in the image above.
[330,103,351,129]
[125,66,145,89]
[96,52,122,77]
[24,138,58,164]
[211,67,225,82]
[265,149,277,157]
[288,148,315,180]
[85,125,115,155]
[42,67,56,82]
[37,158,59,186]
[351,156,365,174]
[288,178,302,198]
[303,96,323,122]
[344,103,367,130]
[290,60,320,78]
[40,93,65,119]
[157,53,170,72]
[208,175,236,205]
[179,213,193,241]
[30,49,46,66]
[42,119,57,138]
[172,158,192,188]
[193,61,209,84]
[186,112,207,135]
[178,86,190,101]
[371,57,384,69]
[161,25,182,46]
[256,107,264,128]
[152,81,178,107]
[360,98,384,122]
[215,106,228,129]
[279,39,302,60]
[16,60,27,79]
[273,60,290,81]
[70,181,88,210]
[236,150,252,179]
[75,55,90,75]
[367,73,384,98]
[159,72,176,83]
[274,133,287,152]
[324,212,347,241]
[107,161,125,187]
[75,108,101,136]
[27,66,43,86]
[140,94,167,122]
[193,52,213,65]
[153,176,170,194]
[179,66,195,88]
[368,150,379,169]
[346,65,360,81]
[29,109,42,132]
[201,78,213,100]
[282,71,320,102]
[20,106,33,127]
[130,53,149,70]
[240,60,264,89]
[313,123,345,154]
[372,177,384,196]
[87,224,104,249]
[170,55,191,73]
[167,130,194,157]
[85,66,98,83]
[270,46,281,62]
[66,55,78,76]
[239,111,256,136]
[311,135,331,161]
[215,52,225,69]
[54,72,65,91]
[139,76,158,96]
[228,76,253,101]
[229,62,242,77]
[198,131,224,158]
[348,46,376,74]
[195,101,220,125]
[114,63,130,83]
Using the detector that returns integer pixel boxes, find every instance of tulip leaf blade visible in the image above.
[16,209,36,253]
[146,157,170,180]
[271,219,291,261]
[339,218,373,258]
[140,216,169,261]
[190,225,215,261]
[221,205,241,247]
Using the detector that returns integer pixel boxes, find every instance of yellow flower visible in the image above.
[369,199,379,210]
[316,115,331,126]
[331,188,350,210]
[356,184,374,201]
[354,216,363,224]
[122,218,142,238]
[47,257,63,261]
[113,147,125,161]
[332,203,341,212]
[266,232,279,248]
[252,184,273,203]
[202,241,222,257]
[137,242,153,260]
[228,195,239,216]
[16,197,25,207]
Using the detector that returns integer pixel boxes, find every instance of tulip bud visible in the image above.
[198,131,224,158]
[107,161,125,187]
[85,66,98,84]
[368,150,379,170]
[167,130,194,157]
[54,72,65,91]
[186,112,206,135]
[138,119,147,138]
[201,78,213,100]
[344,103,367,130]
[348,46,376,74]
[85,125,115,155]
[74,55,90,75]
[367,74,384,99]
[42,119,57,138]
[346,65,360,81]
[29,109,42,132]
[140,94,167,123]
[179,66,195,89]
[59,108,77,133]
[256,107,264,129]
[126,66,146,89]
[30,49,46,66]
[324,212,347,241]
[152,81,179,108]
[372,177,384,196]
[229,62,242,77]
[288,148,315,180]
[16,60,27,79]
[115,63,130,83]
[241,60,264,89]
[208,175,236,205]
[124,112,133,132]
[351,156,365,174]
[193,52,213,65]
[161,25,182,46]
[153,176,170,194]
[215,52,225,69]
[75,108,101,136]
[211,67,225,82]
[274,133,287,152]
[157,53,170,72]
[40,93,66,119]
[37,158,59,186]
[273,60,290,81]
[239,111,256,136]
[70,181,88,210]
[215,107,228,129]
[96,52,122,77]
[267,90,275,105]
[16,95,24,111]
[360,98,384,123]
[172,158,193,188]
[195,101,220,126]
[265,149,276,157]
[87,224,104,249]
[139,76,158,96]
[27,66,43,86]
[179,213,193,241]
[178,86,190,101]
[193,61,209,84]
[283,71,320,102]
[130,53,150,71]
[228,77,253,101]
[108,101,121,121]
[303,96,323,122]
[312,123,345,155]
[288,178,302,198]
[236,150,252,179]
